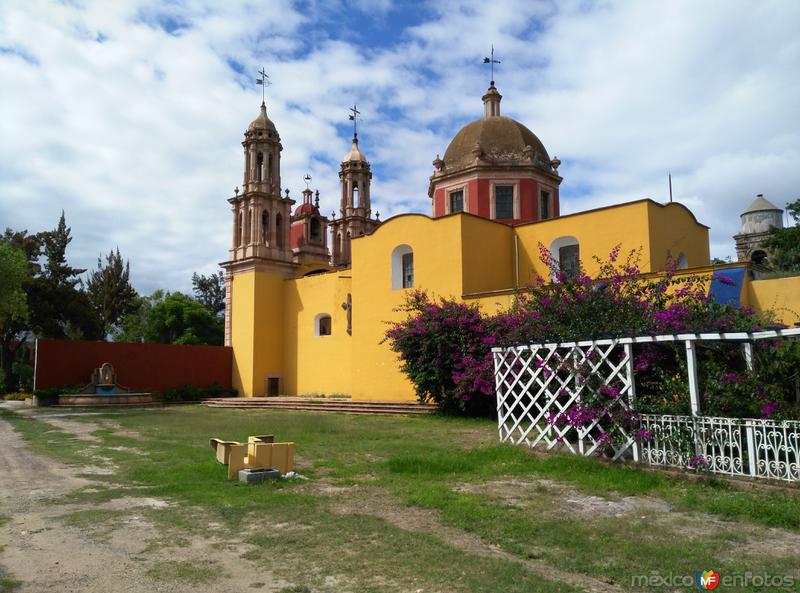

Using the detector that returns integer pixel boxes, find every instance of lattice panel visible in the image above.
[494,341,638,460]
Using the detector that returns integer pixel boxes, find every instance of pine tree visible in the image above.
[42,211,85,288]
[86,247,138,335]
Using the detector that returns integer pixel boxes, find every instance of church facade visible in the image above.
[220,84,794,400]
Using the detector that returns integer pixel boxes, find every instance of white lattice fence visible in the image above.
[493,329,800,482]
[494,340,639,461]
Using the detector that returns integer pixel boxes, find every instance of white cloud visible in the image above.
[1,0,798,295]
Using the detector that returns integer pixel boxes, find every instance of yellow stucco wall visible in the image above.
[283,271,353,396]
[645,201,710,270]
[229,199,751,402]
[231,271,286,396]
[349,214,466,401]
[744,276,800,327]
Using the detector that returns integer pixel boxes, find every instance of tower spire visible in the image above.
[483,45,501,86]
[348,104,361,141]
[256,66,270,105]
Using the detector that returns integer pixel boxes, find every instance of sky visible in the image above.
[1,0,798,295]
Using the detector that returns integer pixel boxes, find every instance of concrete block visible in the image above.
[238,468,281,484]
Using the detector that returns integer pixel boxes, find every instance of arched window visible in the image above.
[236,211,243,246]
[353,183,360,207]
[751,250,768,266]
[310,217,322,243]
[315,313,332,336]
[246,209,252,244]
[344,231,352,263]
[549,236,580,280]
[256,152,264,181]
[268,153,274,182]
[276,214,283,248]
[391,244,414,289]
[677,252,688,270]
[262,211,269,245]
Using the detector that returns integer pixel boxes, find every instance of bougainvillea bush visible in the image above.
[385,245,799,420]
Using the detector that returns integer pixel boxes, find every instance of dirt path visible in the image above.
[0,411,286,593]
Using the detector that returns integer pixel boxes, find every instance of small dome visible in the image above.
[248,102,277,132]
[342,137,367,163]
[293,202,318,216]
[743,194,781,214]
[442,116,550,171]
[740,194,783,234]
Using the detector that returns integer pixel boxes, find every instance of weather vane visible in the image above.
[483,45,500,85]
[256,66,271,104]
[304,173,312,189]
[348,104,361,139]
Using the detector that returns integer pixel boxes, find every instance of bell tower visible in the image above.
[221,90,297,397]
[228,101,294,264]
[330,105,380,266]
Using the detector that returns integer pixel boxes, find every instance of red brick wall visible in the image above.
[34,339,232,391]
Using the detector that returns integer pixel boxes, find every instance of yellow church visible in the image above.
[221,82,797,400]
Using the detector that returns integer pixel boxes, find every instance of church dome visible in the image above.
[443,116,550,171]
[342,137,368,163]
[294,202,318,216]
[248,102,277,132]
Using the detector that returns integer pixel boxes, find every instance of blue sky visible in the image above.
[1,0,798,294]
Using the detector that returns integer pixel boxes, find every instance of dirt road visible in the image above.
[0,405,283,593]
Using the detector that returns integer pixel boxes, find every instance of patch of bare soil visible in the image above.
[325,482,626,593]
[0,415,289,593]
[454,478,800,565]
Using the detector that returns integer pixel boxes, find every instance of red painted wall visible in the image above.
[34,339,232,391]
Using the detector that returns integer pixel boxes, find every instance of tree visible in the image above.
[26,213,102,340]
[192,270,226,318]
[0,243,31,390]
[0,229,42,391]
[765,199,800,272]
[41,211,85,288]
[114,291,223,345]
[86,248,138,335]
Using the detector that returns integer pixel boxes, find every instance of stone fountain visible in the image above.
[58,363,154,406]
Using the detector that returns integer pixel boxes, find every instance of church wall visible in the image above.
[460,214,515,295]
[744,276,800,326]
[231,271,287,397]
[230,272,256,396]
[349,214,465,401]
[283,271,353,396]
[513,200,654,284]
[645,201,710,270]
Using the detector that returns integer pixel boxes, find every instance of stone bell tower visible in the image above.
[227,101,294,265]
[221,97,297,397]
[330,130,380,266]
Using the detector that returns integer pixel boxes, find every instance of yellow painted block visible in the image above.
[248,435,275,444]
[227,444,247,479]
[214,440,241,465]
[247,442,274,468]
[270,442,295,474]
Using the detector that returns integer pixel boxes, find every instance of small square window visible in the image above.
[317,315,332,336]
[540,191,550,220]
[402,253,414,288]
[449,190,464,213]
[495,186,514,219]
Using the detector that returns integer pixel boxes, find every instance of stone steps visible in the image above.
[203,397,437,415]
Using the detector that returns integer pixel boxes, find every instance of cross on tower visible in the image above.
[348,104,361,140]
[483,45,501,85]
[256,66,271,104]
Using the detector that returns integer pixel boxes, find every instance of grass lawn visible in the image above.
[1,405,798,593]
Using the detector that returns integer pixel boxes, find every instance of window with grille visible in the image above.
[495,186,514,219]
[450,190,464,213]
